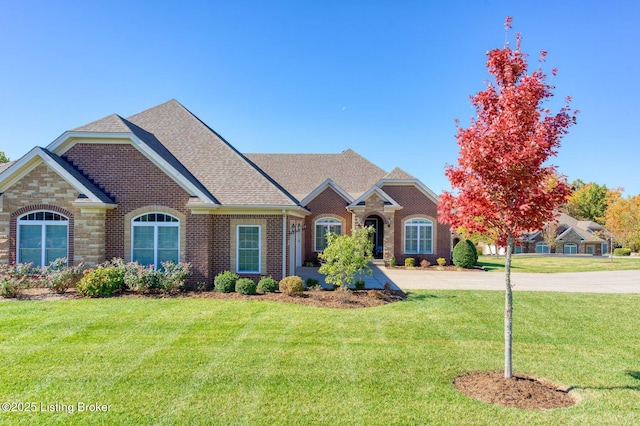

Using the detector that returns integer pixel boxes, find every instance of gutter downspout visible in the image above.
[282,209,287,279]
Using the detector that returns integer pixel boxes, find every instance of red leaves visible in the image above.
[439,17,576,246]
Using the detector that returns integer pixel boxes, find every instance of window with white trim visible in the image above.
[535,242,550,254]
[404,218,433,254]
[132,213,179,267]
[564,243,578,254]
[237,225,261,273]
[18,211,69,268]
[315,218,342,251]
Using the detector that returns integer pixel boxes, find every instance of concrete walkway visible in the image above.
[296,262,640,294]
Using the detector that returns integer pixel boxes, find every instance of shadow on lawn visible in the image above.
[567,371,640,392]
[405,292,457,301]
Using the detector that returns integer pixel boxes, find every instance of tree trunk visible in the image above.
[504,234,514,379]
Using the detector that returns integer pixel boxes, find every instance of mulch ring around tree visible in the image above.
[454,371,578,410]
[7,287,407,309]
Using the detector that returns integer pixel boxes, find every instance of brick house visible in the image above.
[480,212,609,256]
[520,212,609,255]
[0,100,450,285]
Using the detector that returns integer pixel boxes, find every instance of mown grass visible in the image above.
[1,292,638,425]
[478,255,640,273]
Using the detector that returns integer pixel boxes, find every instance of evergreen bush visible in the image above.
[452,239,477,269]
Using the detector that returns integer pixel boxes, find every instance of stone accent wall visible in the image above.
[0,162,105,266]
[351,192,394,262]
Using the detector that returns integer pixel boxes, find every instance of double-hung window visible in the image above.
[18,211,69,267]
[404,218,433,254]
[237,225,260,273]
[132,213,179,267]
[315,218,342,251]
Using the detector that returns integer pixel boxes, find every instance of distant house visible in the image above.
[480,212,609,256]
[0,100,450,285]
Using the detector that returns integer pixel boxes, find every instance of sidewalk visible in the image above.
[296,262,640,294]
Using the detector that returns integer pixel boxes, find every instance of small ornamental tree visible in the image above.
[438,17,576,378]
[318,226,374,289]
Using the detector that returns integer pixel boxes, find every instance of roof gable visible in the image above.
[0,147,115,207]
[124,100,299,207]
[246,149,387,200]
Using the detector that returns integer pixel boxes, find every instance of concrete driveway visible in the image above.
[296,263,640,294]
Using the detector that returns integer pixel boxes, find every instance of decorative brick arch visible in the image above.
[10,205,75,265]
[123,206,187,263]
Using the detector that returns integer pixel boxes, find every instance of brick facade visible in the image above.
[303,187,352,261]
[380,185,451,264]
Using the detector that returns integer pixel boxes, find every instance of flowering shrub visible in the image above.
[41,258,84,294]
[123,262,160,292]
[0,262,38,298]
[157,261,191,293]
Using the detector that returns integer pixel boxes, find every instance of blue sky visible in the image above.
[2,0,638,196]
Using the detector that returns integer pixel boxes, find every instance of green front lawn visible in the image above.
[1,293,638,425]
[478,254,640,273]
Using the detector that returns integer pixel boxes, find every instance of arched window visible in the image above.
[404,218,433,254]
[535,242,550,254]
[132,213,179,267]
[564,243,578,254]
[315,218,342,251]
[18,211,69,267]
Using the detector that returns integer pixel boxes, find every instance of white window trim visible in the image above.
[535,242,550,254]
[17,211,69,268]
[314,218,343,252]
[564,243,578,254]
[236,225,261,274]
[131,213,180,268]
[404,218,433,255]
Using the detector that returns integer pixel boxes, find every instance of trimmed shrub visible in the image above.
[420,259,430,268]
[279,275,304,296]
[389,256,397,267]
[305,278,319,289]
[355,278,365,290]
[257,276,278,293]
[404,258,415,268]
[236,278,257,295]
[76,266,124,297]
[214,271,238,293]
[436,257,447,266]
[614,248,632,256]
[453,239,477,269]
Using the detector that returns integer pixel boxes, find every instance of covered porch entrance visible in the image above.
[364,214,385,259]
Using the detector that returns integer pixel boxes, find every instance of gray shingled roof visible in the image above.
[72,100,298,206]
[382,167,417,180]
[246,149,388,200]
[73,114,132,133]
[555,212,606,243]
[0,161,14,174]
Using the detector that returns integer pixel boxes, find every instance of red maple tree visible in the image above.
[438,17,577,378]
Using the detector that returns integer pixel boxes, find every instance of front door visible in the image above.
[364,217,382,258]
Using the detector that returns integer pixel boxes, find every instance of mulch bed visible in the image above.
[7,287,407,309]
[454,371,578,410]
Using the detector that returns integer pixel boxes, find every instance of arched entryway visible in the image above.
[364,214,385,259]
